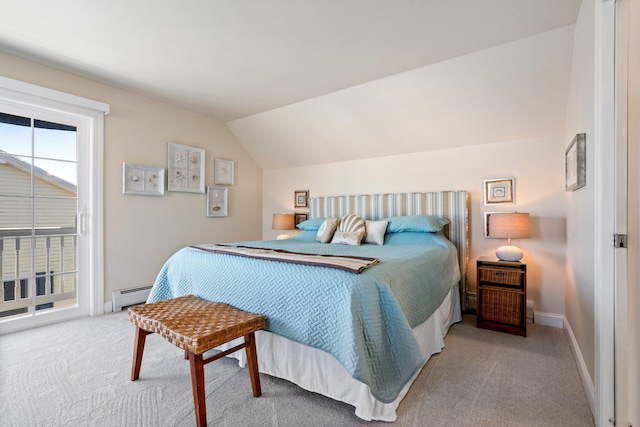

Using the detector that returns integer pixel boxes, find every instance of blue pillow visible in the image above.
[383,215,449,233]
[296,217,325,231]
[291,230,318,241]
[384,231,441,245]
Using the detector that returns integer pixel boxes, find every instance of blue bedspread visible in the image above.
[148,231,460,403]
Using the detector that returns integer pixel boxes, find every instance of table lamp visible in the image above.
[489,212,530,262]
[272,213,295,240]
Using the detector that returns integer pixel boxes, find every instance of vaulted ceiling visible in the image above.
[0,0,583,170]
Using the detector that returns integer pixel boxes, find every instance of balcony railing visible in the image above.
[0,227,77,318]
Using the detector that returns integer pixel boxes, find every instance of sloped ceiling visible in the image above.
[0,0,581,169]
[230,25,576,170]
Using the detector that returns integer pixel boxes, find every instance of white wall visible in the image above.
[563,0,596,383]
[256,24,574,319]
[0,51,263,304]
[264,136,567,315]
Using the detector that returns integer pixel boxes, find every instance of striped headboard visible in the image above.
[310,191,469,311]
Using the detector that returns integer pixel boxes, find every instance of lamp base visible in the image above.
[496,245,524,262]
[276,233,291,240]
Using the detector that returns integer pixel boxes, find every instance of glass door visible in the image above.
[0,110,80,320]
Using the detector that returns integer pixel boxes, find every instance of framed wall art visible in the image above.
[206,186,228,217]
[122,163,164,196]
[294,213,308,226]
[483,178,515,205]
[214,158,234,185]
[167,142,205,193]
[565,133,586,191]
[294,190,309,208]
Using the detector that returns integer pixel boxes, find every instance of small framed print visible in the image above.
[294,213,308,226]
[168,142,205,193]
[214,158,234,185]
[206,186,228,217]
[565,133,586,191]
[483,178,514,205]
[294,190,309,208]
[122,163,164,196]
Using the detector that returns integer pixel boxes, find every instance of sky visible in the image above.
[0,122,77,185]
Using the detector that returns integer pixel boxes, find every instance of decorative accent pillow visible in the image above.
[337,214,366,234]
[383,215,449,233]
[296,217,325,231]
[316,217,338,243]
[330,230,365,246]
[363,220,388,245]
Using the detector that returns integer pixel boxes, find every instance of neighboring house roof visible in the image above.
[0,149,77,194]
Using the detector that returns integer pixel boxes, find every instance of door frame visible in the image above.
[613,1,630,425]
[0,76,108,334]
[594,0,618,425]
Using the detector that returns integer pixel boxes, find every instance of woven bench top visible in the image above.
[128,295,266,355]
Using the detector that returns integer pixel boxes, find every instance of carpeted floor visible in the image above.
[0,313,593,426]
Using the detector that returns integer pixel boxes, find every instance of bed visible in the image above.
[147,191,468,422]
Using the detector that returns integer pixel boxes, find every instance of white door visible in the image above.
[614,0,639,424]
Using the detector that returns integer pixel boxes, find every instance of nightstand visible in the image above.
[476,257,527,337]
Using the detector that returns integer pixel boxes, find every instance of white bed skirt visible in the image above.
[215,283,462,422]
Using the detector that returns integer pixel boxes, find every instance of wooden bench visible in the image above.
[128,295,266,427]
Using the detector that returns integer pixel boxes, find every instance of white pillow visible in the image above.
[316,217,338,243]
[364,220,388,245]
[330,230,365,246]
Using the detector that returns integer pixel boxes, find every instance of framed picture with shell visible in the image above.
[483,178,514,206]
[294,190,309,208]
[294,213,308,226]
[206,186,228,217]
[122,163,164,196]
[214,157,235,185]
[167,142,205,193]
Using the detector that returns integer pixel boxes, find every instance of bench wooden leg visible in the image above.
[131,327,150,381]
[245,332,261,397]
[189,352,207,427]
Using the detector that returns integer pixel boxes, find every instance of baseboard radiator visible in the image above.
[112,285,153,312]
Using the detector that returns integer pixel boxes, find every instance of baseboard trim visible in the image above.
[564,316,595,417]
[103,302,113,313]
[533,311,564,328]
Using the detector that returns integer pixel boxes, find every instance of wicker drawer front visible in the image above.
[479,267,523,286]
[480,287,523,326]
